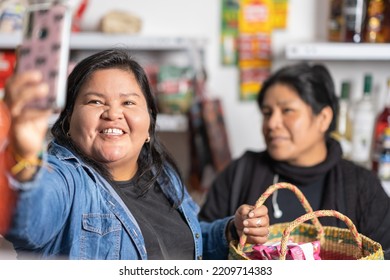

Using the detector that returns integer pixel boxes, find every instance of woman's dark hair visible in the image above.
[51,49,183,202]
[256,63,339,135]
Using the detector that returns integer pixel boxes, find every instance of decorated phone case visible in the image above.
[17,1,72,110]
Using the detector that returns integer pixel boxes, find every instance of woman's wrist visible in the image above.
[227,219,239,242]
[6,146,42,181]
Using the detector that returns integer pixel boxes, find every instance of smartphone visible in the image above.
[17,1,72,110]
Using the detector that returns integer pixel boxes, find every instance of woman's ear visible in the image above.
[318,106,333,133]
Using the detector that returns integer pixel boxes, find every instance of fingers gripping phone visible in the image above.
[17,1,72,110]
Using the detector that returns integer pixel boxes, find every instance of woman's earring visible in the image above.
[61,119,71,138]
[145,136,151,143]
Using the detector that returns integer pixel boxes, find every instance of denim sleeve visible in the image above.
[5,156,75,249]
[200,216,232,260]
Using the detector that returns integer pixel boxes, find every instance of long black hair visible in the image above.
[51,49,183,201]
[257,63,339,135]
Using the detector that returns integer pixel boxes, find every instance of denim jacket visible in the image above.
[6,141,231,259]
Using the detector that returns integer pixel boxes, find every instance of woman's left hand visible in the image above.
[232,204,269,244]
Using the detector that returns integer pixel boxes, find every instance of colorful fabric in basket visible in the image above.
[246,240,321,260]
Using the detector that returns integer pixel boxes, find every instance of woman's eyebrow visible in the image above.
[82,92,105,98]
[119,92,142,98]
[82,92,141,98]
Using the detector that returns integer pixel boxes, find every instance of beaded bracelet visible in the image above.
[10,152,42,176]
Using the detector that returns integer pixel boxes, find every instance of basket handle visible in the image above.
[279,210,363,260]
[239,182,323,248]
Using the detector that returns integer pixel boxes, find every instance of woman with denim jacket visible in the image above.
[2,49,269,259]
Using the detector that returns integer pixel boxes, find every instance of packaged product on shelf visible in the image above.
[332,81,353,158]
[363,0,390,43]
[378,127,390,181]
[144,64,159,97]
[99,10,142,34]
[0,51,16,99]
[372,78,390,172]
[328,0,344,41]
[341,0,367,43]
[350,74,376,167]
[157,65,194,114]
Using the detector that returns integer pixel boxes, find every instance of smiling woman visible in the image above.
[199,62,390,260]
[2,48,270,260]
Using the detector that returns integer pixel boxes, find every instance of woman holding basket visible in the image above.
[200,63,390,259]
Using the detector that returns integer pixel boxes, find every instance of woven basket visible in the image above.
[229,182,384,260]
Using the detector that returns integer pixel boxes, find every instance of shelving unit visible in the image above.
[286,42,390,61]
[0,32,207,51]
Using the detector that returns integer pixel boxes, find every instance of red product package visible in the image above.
[0,101,16,235]
[247,240,321,260]
[0,51,16,91]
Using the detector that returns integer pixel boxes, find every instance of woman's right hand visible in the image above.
[233,204,269,245]
[3,70,52,176]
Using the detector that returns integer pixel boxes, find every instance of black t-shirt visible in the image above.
[114,177,194,260]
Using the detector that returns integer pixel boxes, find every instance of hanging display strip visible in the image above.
[219,0,289,100]
[238,0,273,100]
[238,33,271,100]
[272,0,288,29]
[220,0,239,66]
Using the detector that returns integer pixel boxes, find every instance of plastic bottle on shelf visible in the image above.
[332,81,353,158]
[363,0,390,43]
[372,78,390,172]
[342,0,368,43]
[378,127,390,180]
[350,74,376,167]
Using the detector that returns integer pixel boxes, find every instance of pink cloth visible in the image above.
[246,240,321,260]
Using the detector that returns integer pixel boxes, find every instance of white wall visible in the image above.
[79,0,390,158]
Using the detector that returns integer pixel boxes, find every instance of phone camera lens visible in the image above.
[38,28,49,40]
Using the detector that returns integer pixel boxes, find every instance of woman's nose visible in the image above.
[102,105,123,120]
[265,111,281,129]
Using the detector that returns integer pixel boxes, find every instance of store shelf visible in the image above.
[285,42,390,61]
[0,32,206,51]
[71,33,206,51]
